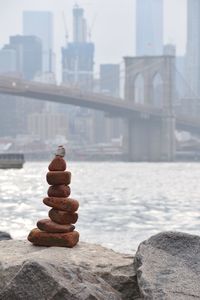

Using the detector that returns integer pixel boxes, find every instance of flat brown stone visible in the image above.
[37,219,75,233]
[28,228,79,248]
[47,185,71,198]
[49,208,78,225]
[43,197,79,212]
[48,156,66,171]
[46,171,71,186]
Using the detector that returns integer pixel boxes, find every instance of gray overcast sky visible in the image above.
[0,0,186,76]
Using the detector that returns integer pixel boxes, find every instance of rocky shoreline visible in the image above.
[0,239,139,299]
[0,231,200,299]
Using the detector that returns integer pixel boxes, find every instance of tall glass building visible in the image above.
[62,5,94,90]
[9,35,42,80]
[73,4,87,43]
[186,0,200,96]
[23,11,53,73]
[136,0,163,56]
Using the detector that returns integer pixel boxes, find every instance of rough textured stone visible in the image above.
[28,229,79,248]
[135,231,200,300]
[49,208,78,224]
[48,156,66,171]
[37,219,75,233]
[0,231,12,241]
[48,185,71,198]
[43,197,79,212]
[0,240,139,299]
[46,171,71,186]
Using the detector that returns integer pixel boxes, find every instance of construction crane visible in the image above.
[88,13,97,42]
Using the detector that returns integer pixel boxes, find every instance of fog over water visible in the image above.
[0,161,200,254]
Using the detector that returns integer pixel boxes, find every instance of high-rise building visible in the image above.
[0,95,18,137]
[62,43,94,89]
[73,5,87,43]
[0,47,17,75]
[100,64,120,97]
[62,5,94,90]
[3,36,43,136]
[61,5,95,145]
[163,44,176,56]
[0,36,43,138]
[23,11,54,73]
[186,0,200,96]
[0,44,18,137]
[8,35,42,80]
[136,0,163,56]
[92,64,122,143]
[163,44,187,100]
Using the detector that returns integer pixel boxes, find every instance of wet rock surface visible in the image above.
[0,240,139,300]
[135,231,200,299]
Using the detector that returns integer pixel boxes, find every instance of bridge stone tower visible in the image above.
[124,55,175,161]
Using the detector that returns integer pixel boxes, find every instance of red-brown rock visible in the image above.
[49,208,78,225]
[46,171,71,186]
[48,156,66,171]
[28,228,79,247]
[43,197,79,212]
[47,185,71,198]
[37,219,75,233]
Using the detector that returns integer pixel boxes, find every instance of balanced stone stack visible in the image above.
[28,146,79,248]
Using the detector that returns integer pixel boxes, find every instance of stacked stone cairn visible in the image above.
[28,146,79,247]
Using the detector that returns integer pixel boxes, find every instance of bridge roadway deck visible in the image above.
[0,76,163,119]
[0,76,200,133]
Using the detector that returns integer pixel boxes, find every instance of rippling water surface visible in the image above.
[0,162,200,253]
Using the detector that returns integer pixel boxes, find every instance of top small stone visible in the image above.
[48,146,66,171]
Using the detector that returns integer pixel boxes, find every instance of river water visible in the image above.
[0,162,200,254]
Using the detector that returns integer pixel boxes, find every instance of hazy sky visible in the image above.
[0,0,187,76]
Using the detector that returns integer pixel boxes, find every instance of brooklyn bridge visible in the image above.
[0,55,200,161]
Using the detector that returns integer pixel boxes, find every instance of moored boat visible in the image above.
[0,153,25,169]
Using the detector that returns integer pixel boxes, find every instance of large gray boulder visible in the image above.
[135,231,200,299]
[0,240,140,300]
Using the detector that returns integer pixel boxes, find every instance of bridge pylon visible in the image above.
[124,55,176,162]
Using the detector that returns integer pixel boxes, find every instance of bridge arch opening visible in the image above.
[152,72,164,108]
[134,73,145,105]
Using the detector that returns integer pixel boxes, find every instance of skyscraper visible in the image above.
[9,35,42,80]
[186,0,200,96]
[0,47,17,75]
[136,0,163,56]
[23,11,53,73]
[100,64,120,97]
[73,5,87,43]
[61,5,95,145]
[1,36,44,136]
[62,5,94,90]
[99,64,122,142]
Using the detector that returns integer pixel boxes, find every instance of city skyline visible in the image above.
[0,0,186,79]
